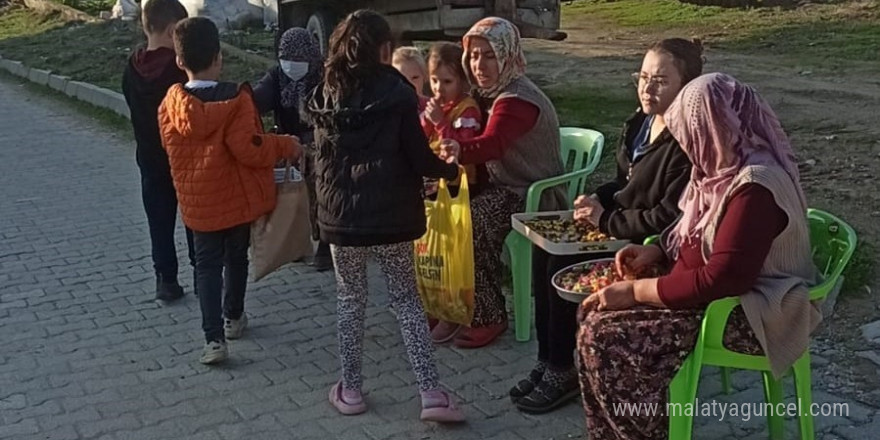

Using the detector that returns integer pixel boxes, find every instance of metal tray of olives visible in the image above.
[510,210,630,256]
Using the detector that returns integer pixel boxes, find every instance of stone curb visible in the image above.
[0,53,130,120]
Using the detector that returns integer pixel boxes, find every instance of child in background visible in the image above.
[303,9,464,422]
[421,43,482,189]
[121,0,193,302]
[253,27,333,271]
[159,17,301,364]
[392,46,428,109]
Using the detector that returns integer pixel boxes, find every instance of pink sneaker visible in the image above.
[420,389,465,423]
[329,380,367,415]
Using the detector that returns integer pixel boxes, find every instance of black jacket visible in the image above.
[303,66,459,246]
[593,110,692,243]
[121,47,187,175]
[252,66,314,142]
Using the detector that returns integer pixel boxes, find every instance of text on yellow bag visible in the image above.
[414,171,475,326]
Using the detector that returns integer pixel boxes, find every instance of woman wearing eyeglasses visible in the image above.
[510,38,703,414]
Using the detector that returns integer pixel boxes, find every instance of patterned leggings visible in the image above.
[331,242,440,392]
[470,186,524,327]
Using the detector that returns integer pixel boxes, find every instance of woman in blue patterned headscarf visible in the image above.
[254,28,323,137]
[253,27,331,271]
[276,28,323,111]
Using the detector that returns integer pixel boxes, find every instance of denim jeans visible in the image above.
[193,223,250,343]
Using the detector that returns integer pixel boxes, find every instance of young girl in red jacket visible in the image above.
[420,42,483,343]
[421,42,482,197]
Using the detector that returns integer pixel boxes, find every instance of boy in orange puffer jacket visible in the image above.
[159,17,301,365]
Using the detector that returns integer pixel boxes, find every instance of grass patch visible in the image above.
[0,4,67,39]
[545,83,636,179]
[0,15,139,91]
[52,0,114,16]
[842,240,876,295]
[721,20,880,65]
[222,27,277,59]
[0,4,272,92]
[563,0,753,29]
[562,0,880,64]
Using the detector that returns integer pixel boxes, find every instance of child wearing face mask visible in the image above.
[253,27,333,271]
[392,46,429,111]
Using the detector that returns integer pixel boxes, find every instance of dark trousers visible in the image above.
[533,248,614,370]
[193,223,250,343]
[140,168,194,281]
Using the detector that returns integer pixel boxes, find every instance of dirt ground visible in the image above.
[522,20,880,403]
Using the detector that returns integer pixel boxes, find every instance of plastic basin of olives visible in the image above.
[551,258,616,303]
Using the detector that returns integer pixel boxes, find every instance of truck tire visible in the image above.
[307,10,335,57]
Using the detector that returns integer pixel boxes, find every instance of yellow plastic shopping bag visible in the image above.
[414,172,475,326]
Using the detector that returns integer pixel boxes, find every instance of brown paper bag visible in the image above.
[250,164,313,281]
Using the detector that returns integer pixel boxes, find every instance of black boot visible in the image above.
[311,241,333,272]
[515,375,580,414]
[156,274,184,302]
[509,367,545,403]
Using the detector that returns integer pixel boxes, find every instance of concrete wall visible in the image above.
[0,55,131,120]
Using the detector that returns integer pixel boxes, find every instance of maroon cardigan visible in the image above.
[657,184,788,308]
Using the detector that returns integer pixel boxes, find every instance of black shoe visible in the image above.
[311,242,333,272]
[515,376,580,414]
[156,276,184,302]
[310,254,332,272]
[509,368,544,403]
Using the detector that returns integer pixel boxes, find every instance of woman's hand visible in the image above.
[439,139,461,164]
[424,98,445,126]
[614,244,665,279]
[581,280,636,311]
[573,195,604,226]
[573,193,599,208]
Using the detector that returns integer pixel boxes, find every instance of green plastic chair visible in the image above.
[667,209,857,440]
[507,127,604,342]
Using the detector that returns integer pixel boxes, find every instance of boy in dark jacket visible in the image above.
[121,0,191,302]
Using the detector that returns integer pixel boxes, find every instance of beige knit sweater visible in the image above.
[488,76,568,211]
[703,165,820,379]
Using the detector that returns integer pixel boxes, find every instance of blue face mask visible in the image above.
[280,60,309,81]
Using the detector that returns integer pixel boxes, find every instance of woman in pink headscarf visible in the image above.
[575,72,818,440]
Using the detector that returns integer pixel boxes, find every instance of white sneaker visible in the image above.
[224,314,248,340]
[199,341,228,365]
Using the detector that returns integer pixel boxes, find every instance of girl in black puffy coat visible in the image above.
[302,9,465,423]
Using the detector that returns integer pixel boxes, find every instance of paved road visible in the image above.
[0,76,877,440]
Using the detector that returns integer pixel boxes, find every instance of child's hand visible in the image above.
[287,135,303,161]
[425,98,445,126]
[439,139,460,164]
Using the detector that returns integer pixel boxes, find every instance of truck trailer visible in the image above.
[277,0,566,55]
